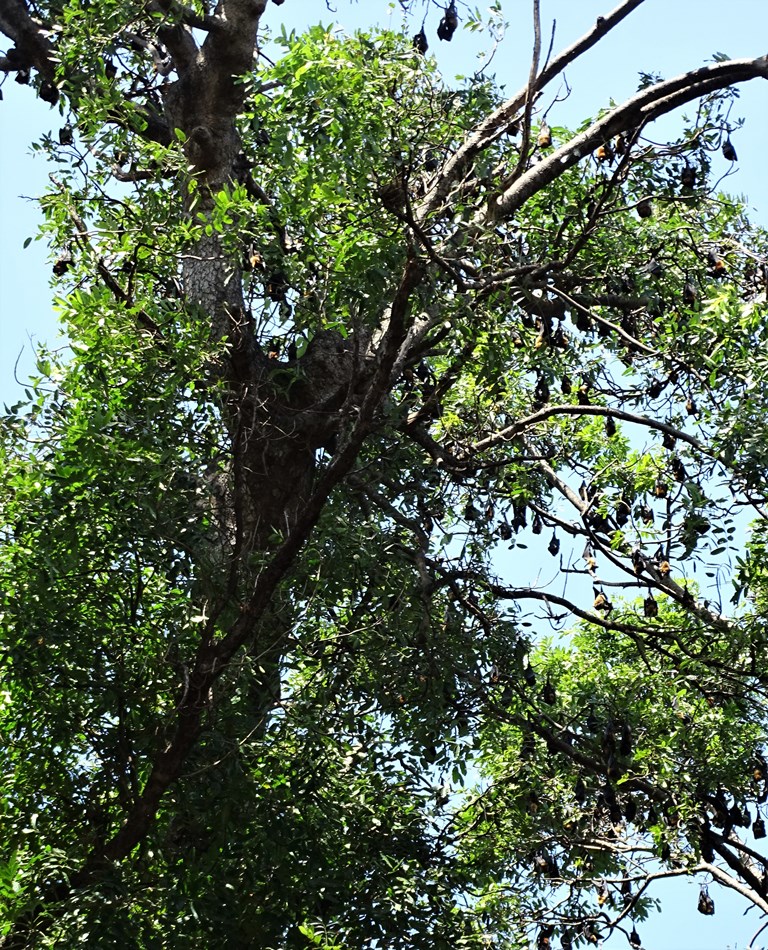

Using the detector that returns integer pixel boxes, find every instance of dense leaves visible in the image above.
[1,0,768,946]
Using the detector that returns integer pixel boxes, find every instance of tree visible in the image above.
[0,0,768,945]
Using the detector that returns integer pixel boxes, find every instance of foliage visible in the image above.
[1,0,768,947]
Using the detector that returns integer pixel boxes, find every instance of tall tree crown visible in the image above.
[1,0,768,946]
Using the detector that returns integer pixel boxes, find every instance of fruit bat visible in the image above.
[683,278,699,306]
[534,377,550,405]
[697,885,715,915]
[671,457,687,482]
[707,249,727,278]
[574,776,586,804]
[437,2,458,41]
[681,164,696,188]
[593,587,612,613]
[616,496,631,528]
[619,722,632,756]
[537,120,552,148]
[523,659,536,687]
[722,137,737,162]
[596,142,613,163]
[52,249,73,276]
[636,198,653,219]
[413,29,428,54]
[542,678,556,704]
[637,504,654,524]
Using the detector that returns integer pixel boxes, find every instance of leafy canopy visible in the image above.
[1,3,768,948]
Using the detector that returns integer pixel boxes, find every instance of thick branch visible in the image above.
[0,0,57,91]
[493,56,768,219]
[416,0,647,220]
[97,256,424,865]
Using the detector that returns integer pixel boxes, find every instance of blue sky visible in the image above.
[1,2,767,947]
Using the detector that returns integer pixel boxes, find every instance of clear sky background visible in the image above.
[1,1,767,947]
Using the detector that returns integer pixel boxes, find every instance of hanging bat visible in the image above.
[722,137,737,162]
[437,2,458,41]
[636,198,653,219]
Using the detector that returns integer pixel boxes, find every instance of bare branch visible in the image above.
[417,0,647,219]
[493,56,768,219]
